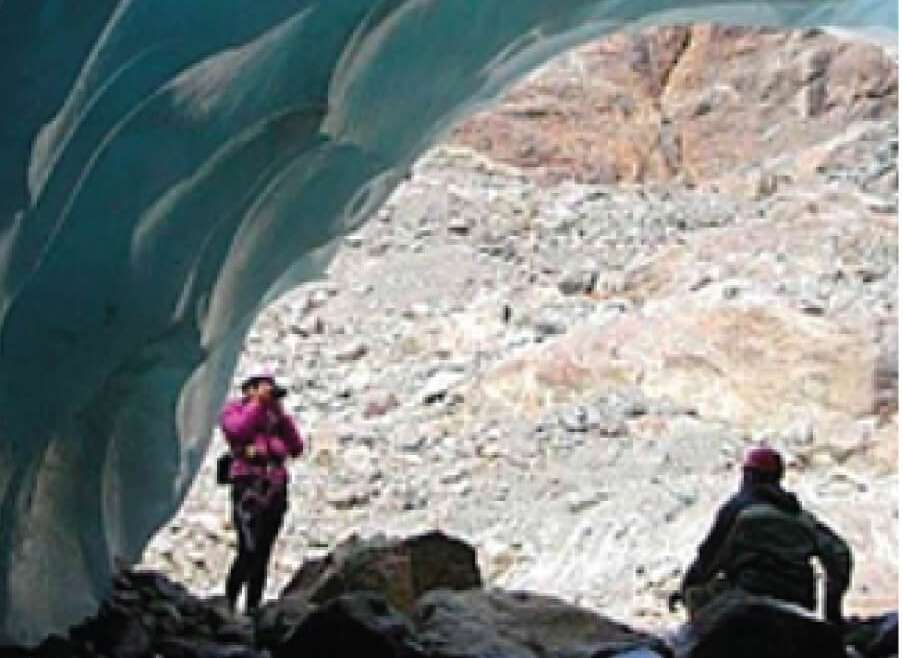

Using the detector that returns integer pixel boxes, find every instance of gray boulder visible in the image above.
[412,589,665,658]
[559,268,599,296]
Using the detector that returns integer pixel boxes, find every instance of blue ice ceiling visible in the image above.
[0,0,896,646]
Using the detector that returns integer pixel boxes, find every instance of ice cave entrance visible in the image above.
[0,0,895,645]
[143,22,899,634]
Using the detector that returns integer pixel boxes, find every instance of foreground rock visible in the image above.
[412,589,667,658]
[0,569,264,658]
[2,533,662,658]
[267,531,662,657]
[670,591,899,658]
[3,532,898,658]
[670,590,847,658]
[256,530,482,649]
[280,530,482,614]
[273,593,424,658]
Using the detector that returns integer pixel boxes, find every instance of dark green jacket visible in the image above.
[683,481,852,619]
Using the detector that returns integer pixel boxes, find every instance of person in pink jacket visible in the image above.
[220,374,304,613]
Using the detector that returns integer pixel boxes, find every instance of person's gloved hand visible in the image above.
[667,590,683,613]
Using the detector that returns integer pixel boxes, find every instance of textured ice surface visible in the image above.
[0,0,895,645]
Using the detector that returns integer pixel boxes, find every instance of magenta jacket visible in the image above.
[220,398,304,488]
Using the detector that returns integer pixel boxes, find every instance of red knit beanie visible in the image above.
[743,446,784,476]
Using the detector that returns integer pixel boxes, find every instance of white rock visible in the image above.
[421,371,465,404]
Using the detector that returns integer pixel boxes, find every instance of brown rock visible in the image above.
[453,26,896,185]
[477,298,877,438]
[280,531,481,615]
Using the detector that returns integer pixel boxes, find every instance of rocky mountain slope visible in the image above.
[454,25,897,186]
[142,26,898,629]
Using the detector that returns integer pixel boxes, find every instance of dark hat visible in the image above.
[240,373,288,399]
[743,446,784,476]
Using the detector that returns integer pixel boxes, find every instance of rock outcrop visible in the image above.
[454,26,897,185]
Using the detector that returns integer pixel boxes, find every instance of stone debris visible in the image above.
[11,533,895,658]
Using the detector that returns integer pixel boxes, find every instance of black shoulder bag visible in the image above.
[216,452,234,485]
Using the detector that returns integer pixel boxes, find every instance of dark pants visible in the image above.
[226,477,287,612]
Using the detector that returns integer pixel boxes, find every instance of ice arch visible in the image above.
[0,0,895,645]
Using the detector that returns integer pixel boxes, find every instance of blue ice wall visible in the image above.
[0,0,896,645]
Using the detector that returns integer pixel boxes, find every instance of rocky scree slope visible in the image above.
[142,26,898,628]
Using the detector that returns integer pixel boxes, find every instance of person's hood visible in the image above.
[747,482,803,515]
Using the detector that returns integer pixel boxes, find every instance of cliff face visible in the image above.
[453,26,897,185]
[144,26,898,630]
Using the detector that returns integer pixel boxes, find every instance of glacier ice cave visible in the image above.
[0,0,896,646]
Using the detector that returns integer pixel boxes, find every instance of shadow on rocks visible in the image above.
[669,590,846,658]
[263,531,666,658]
[271,593,424,658]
